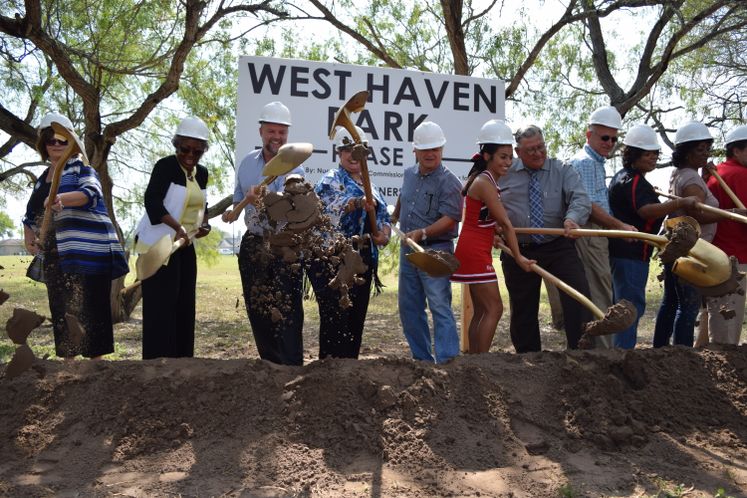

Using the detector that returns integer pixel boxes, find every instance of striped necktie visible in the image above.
[528,169,544,243]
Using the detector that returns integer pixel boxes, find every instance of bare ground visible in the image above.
[2,253,747,497]
[1,344,747,497]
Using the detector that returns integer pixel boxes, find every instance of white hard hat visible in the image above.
[674,121,712,145]
[38,112,73,132]
[258,101,292,126]
[333,126,367,150]
[623,124,660,151]
[589,106,622,129]
[174,117,209,142]
[725,125,747,146]
[477,119,513,145]
[413,121,446,150]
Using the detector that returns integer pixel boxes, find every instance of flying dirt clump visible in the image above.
[583,299,637,337]
[246,175,367,317]
[658,220,699,263]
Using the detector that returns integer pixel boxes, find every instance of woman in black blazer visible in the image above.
[135,117,211,359]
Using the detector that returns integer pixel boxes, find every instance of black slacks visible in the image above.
[44,238,114,358]
[239,232,304,365]
[142,243,196,359]
[307,244,374,359]
[500,236,591,353]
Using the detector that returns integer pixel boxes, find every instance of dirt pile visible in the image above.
[2,346,746,497]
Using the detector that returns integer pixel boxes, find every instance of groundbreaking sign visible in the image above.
[237,56,505,204]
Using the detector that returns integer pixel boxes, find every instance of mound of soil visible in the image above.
[2,346,746,497]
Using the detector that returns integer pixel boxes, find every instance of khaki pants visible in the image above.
[575,222,614,348]
[697,262,747,346]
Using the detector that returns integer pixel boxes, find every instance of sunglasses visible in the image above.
[177,146,206,156]
[46,138,69,146]
[593,131,618,143]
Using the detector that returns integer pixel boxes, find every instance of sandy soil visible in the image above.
[2,345,746,497]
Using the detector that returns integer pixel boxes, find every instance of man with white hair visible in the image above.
[702,125,747,345]
[229,101,305,365]
[393,121,462,363]
[568,105,636,348]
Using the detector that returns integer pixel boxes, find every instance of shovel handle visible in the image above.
[390,223,425,253]
[38,146,80,247]
[706,164,745,209]
[654,189,747,225]
[223,175,279,223]
[496,241,604,320]
[513,227,667,247]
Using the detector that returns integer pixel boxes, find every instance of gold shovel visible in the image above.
[121,229,199,294]
[38,121,90,247]
[390,224,459,277]
[222,142,314,223]
[496,241,636,337]
[515,218,740,295]
[654,189,747,225]
[328,91,379,236]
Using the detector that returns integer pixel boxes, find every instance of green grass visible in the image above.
[1,251,667,363]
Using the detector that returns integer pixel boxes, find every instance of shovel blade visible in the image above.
[328,91,369,139]
[344,90,369,113]
[136,234,173,281]
[406,252,453,278]
[262,142,313,177]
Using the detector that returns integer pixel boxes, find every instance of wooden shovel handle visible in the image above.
[496,241,604,320]
[513,227,667,247]
[706,164,745,209]
[38,145,79,247]
[390,223,425,253]
[223,174,279,223]
[654,189,747,225]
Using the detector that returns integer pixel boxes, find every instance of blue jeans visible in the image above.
[399,244,459,363]
[610,257,649,349]
[653,262,699,347]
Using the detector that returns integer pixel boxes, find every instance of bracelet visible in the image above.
[421,228,428,241]
[201,222,211,230]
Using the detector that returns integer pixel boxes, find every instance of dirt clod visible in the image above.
[3,343,35,379]
[583,299,637,336]
[6,307,45,344]
[659,220,699,263]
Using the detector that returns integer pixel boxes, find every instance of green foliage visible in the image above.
[558,483,575,498]
[194,227,222,267]
[0,211,16,238]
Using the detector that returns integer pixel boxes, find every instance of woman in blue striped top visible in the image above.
[22,113,129,360]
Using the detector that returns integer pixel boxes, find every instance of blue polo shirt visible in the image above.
[399,163,462,241]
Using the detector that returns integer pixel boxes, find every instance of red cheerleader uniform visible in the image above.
[451,171,499,284]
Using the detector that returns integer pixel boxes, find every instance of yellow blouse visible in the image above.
[180,166,205,231]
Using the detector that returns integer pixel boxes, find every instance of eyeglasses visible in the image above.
[46,138,69,146]
[593,131,618,143]
[520,144,547,155]
[177,146,206,156]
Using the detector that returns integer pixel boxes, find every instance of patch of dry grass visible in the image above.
[1,251,666,363]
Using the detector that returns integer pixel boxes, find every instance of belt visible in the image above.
[518,236,560,250]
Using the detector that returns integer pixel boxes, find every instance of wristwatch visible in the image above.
[201,222,211,231]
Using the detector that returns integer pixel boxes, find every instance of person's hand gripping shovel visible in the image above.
[221,143,314,223]
[26,121,90,282]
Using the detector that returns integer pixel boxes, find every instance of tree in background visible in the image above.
[0,0,287,318]
[294,0,747,151]
[0,211,15,238]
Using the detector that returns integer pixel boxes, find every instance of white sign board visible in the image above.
[237,56,505,203]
